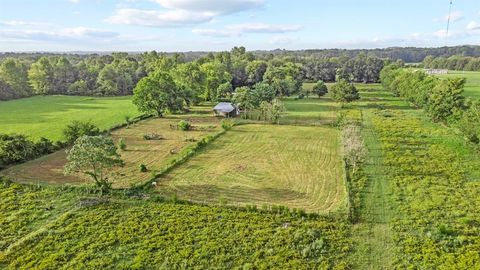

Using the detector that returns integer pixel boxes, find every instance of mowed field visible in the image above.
[434,70,480,99]
[1,115,221,188]
[0,95,141,141]
[155,124,346,213]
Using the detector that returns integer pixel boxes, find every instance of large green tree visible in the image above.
[64,135,123,194]
[427,78,466,122]
[132,71,184,117]
[0,58,32,98]
[96,65,119,96]
[53,57,76,94]
[28,57,54,95]
[200,62,232,101]
[312,80,328,97]
[330,79,360,104]
[172,62,206,104]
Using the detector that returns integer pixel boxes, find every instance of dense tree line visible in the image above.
[254,45,480,63]
[422,55,480,71]
[381,65,480,144]
[3,45,480,63]
[0,53,144,100]
[4,45,478,102]
[132,47,304,116]
[302,53,391,83]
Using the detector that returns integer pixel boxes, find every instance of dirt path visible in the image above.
[350,110,396,269]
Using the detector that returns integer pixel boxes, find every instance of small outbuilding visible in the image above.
[213,102,239,118]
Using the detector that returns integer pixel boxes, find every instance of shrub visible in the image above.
[178,120,191,131]
[313,80,328,97]
[0,134,59,169]
[332,112,347,128]
[143,133,163,140]
[139,164,147,172]
[330,79,360,104]
[118,138,127,151]
[0,134,35,168]
[63,120,101,144]
[34,137,57,155]
[221,120,234,130]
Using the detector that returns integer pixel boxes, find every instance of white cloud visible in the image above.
[0,20,51,27]
[226,23,302,33]
[107,0,264,27]
[192,28,235,37]
[0,26,119,43]
[153,0,264,15]
[467,21,480,31]
[106,8,214,27]
[70,0,80,3]
[193,23,302,37]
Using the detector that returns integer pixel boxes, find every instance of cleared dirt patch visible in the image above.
[1,116,220,188]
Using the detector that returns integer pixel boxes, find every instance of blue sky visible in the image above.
[0,0,479,52]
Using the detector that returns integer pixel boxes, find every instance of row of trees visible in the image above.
[132,48,304,117]
[0,53,144,100]
[381,65,480,143]
[423,55,480,71]
[254,45,480,63]
[0,47,389,102]
[302,53,390,83]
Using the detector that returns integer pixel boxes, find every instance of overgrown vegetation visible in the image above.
[0,180,352,269]
[381,66,480,144]
[0,134,60,169]
[371,110,480,268]
[63,120,101,144]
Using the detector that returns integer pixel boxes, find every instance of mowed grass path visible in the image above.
[435,70,480,99]
[156,124,346,213]
[1,116,220,188]
[0,95,141,141]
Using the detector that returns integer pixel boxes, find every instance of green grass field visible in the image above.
[434,70,480,99]
[0,95,141,141]
[155,124,346,213]
[2,82,480,268]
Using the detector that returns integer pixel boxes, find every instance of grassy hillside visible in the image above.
[156,124,346,213]
[0,95,141,141]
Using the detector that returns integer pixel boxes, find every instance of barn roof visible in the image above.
[213,102,235,113]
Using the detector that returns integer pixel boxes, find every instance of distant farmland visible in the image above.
[435,70,480,99]
[0,95,141,141]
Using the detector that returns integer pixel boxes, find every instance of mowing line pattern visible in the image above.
[155,124,346,213]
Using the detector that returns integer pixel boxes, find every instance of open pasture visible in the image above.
[1,116,221,188]
[155,124,346,213]
[0,95,141,141]
[435,70,480,99]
